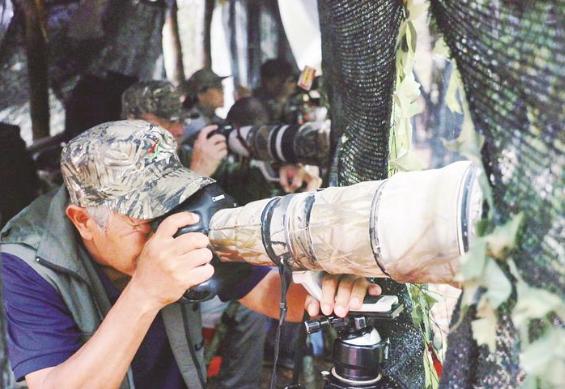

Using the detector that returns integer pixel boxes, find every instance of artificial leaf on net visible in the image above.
[432,37,450,58]
[390,48,421,175]
[485,213,524,260]
[482,260,512,309]
[389,148,425,172]
[407,1,428,21]
[520,328,565,387]
[456,237,487,283]
[471,296,498,353]
[443,100,494,211]
[406,19,417,53]
[512,281,565,327]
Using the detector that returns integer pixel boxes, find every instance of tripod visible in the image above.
[304,297,404,388]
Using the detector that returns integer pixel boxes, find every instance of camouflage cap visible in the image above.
[121,81,183,121]
[61,120,214,219]
[182,69,228,98]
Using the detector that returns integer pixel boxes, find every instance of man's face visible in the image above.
[88,212,152,276]
[265,76,296,100]
[197,86,224,111]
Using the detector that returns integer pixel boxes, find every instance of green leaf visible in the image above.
[475,218,490,237]
[471,297,497,352]
[482,260,512,309]
[485,213,524,260]
[457,238,487,282]
[389,149,425,172]
[521,328,565,386]
[405,0,428,20]
[461,281,480,307]
[406,20,417,53]
[432,38,450,58]
[424,292,438,306]
[513,281,565,327]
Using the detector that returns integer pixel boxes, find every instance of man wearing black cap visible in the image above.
[253,58,298,123]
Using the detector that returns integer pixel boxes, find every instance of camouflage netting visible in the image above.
[319,1,425,388]
[322,0,563,387]
[430,0,564,387]
[319,0,404,185]
[0,0,166,137]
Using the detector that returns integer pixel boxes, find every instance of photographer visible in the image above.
[123,82,269,388]
[253,58,298,124]
[181,68,227,141]
[121,80,227,178]
[0,121,379,389]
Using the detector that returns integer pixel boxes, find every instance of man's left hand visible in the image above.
[304,275,382,318]
[279,164,322,193]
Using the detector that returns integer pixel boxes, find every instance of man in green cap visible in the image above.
[122,80,227,178]
[121,80,186,143]
[182,68,228,139]
[0,120,379,389]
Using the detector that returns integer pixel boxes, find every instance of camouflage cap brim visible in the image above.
[116,167,214,219]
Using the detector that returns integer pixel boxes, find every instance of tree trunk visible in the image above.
[163,1,185,85]
[203,0,214,68]
[21,0,50,140]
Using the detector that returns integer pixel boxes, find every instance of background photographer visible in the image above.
[122,80,228,178]
[178,68,322,200]
[181,68,227,140]
[253,58,298,124]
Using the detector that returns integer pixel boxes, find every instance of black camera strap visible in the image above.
[235,125,253,156]
[269,257,294,389]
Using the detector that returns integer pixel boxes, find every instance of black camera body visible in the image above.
[151,183,253,302]
[183,120,234,147]
[209,123,234,139]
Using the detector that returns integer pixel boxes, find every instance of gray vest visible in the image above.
[0,187,206,389]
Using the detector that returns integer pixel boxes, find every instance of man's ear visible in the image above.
[66,205,95,240]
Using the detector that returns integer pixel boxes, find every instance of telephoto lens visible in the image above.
[184,120,331,166]
[207,161,483,285]
[225,121,331,166]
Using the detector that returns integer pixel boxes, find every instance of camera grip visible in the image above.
[152,183,239,302]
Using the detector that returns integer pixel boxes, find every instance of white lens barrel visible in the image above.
[208,161,482,284]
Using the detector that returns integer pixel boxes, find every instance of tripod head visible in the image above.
[297,272,403,388]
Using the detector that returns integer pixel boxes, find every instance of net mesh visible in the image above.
[319,2,425,388]
[320,0,404,185]
[430,0,564,386]
[323,0,563,387]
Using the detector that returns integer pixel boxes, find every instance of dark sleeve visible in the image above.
[1,253,83,381]
[217,265,272,302]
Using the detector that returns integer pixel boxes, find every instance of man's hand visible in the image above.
[279,164,322,193]
[304,275,382,318]
[190,125,228,177]
[131,212,214,309]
